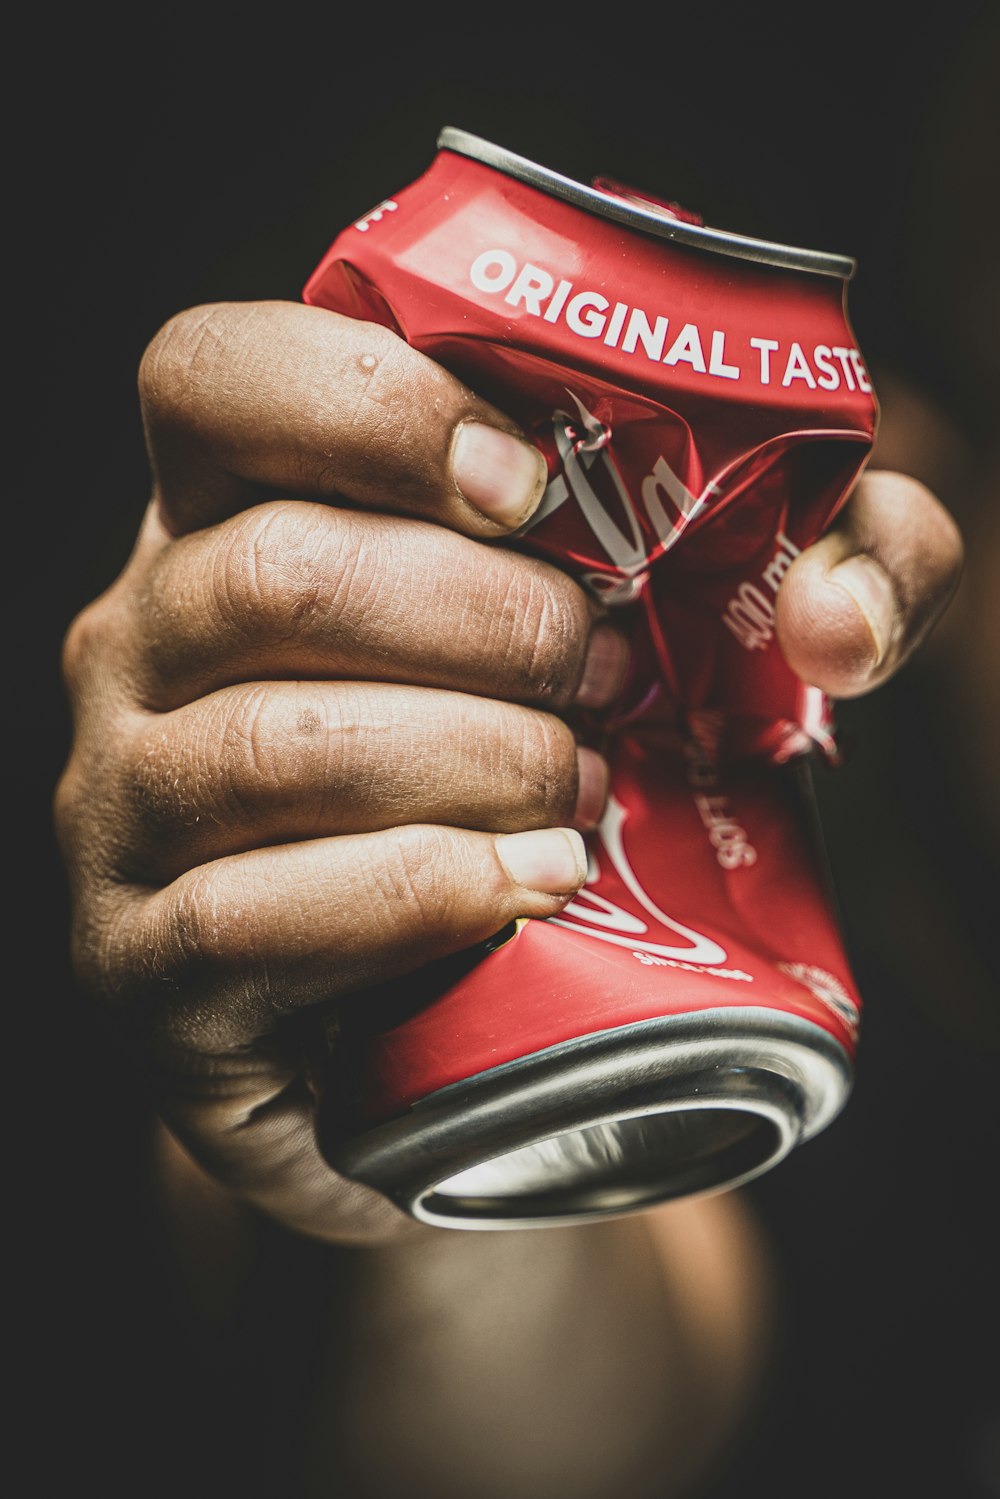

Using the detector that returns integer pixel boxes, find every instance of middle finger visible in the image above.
[136,501,623,713]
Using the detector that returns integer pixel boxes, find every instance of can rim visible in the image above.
[325,1007,853,1231]
[438,127,856,281]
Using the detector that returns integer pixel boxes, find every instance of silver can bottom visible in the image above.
[323,1007,853,1230]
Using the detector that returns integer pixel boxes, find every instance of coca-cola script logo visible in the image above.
[519,389,710,604]
[551,795,753,983]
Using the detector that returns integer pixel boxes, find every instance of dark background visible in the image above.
[15,6,999,1496]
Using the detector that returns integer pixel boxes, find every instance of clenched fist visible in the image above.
[54,300,962,1246]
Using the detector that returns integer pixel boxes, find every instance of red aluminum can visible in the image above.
[302,128,878,1229]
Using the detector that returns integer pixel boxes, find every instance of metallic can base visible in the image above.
[323,1008,852,1230]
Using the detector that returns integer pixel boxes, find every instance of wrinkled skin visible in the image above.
[55,300,963,1249]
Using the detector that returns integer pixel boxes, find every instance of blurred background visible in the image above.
[15,3,998,1495]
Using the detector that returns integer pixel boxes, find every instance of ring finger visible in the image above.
[119,680,609,882]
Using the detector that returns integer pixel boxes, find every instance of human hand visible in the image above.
[54,301,962,1247]
[54,301,625,1244]
[774,465,963,699]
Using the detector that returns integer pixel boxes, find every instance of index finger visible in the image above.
[138,301,548,538]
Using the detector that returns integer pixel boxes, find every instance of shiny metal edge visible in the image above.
[437,126,856,280]
[326,1007,853,1231]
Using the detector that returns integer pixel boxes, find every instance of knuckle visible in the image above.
[127,715,203,839]
[134,868,283,1055]
[67,897,121,1003]
[60,602,99,693]
[60,591,127,699]
[138,303,234,429]
[129,685,332,837]
[514,710,579,820]
[221,506,311,625]
[55,644,142,878]
[130,873,256,1051]
[52,762,77,838]
[65,874,145,1012]
[214,504,349,641]
[930,500,965,583]
[499,564,592,706]
[371,824,458,929]
[161,866,241,982]
[863,469,966,588]
[142,503,345,676]
[225,684,289,788]
[211,685,331,818]
[870,471,966,609]
[52,760,89,862]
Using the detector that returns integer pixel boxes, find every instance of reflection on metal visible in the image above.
[329,1008,851,1231]
[438,127,857,278]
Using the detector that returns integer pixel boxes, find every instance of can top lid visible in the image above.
[438,128,856,280]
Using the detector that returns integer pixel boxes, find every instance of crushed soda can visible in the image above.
[301,127,878,1228]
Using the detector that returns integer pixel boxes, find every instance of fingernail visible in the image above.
[495,828,587,893]
[575,622,630,708]
[574,747,609,831]
[452,422,548,528]
[827,554,897,670]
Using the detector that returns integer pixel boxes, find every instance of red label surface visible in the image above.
[304,138,873,1119]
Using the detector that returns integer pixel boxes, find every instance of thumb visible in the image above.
[774,469,964,698]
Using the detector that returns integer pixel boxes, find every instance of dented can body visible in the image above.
[302,128,878,1229]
